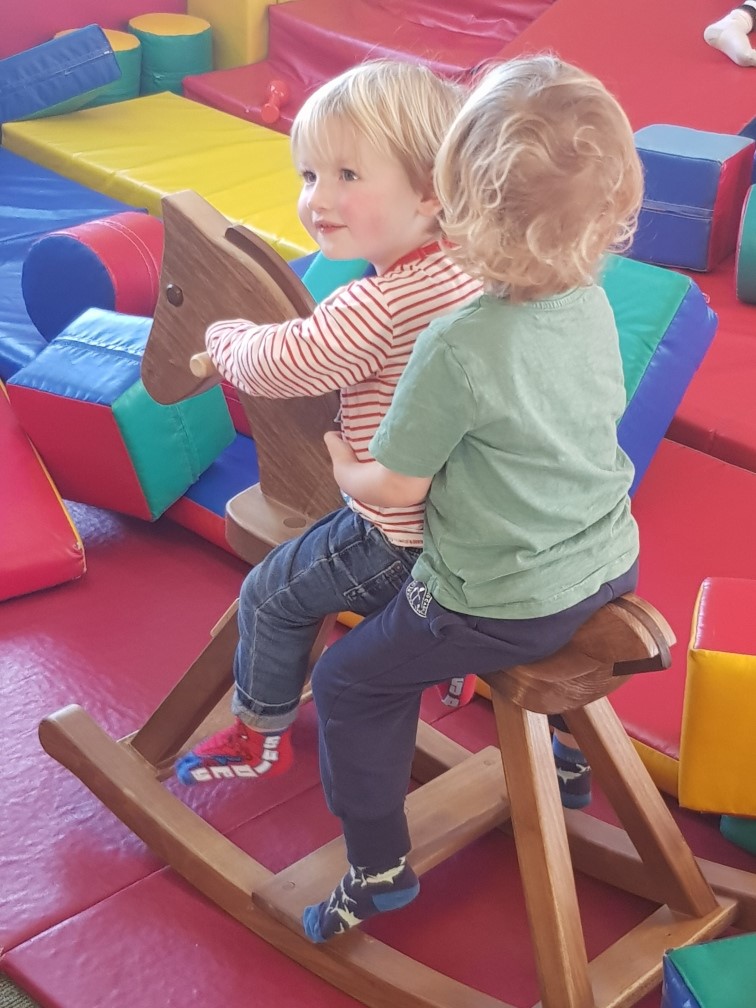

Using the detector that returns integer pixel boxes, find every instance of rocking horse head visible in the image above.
[140,189,340,521]
[141,189,315,406]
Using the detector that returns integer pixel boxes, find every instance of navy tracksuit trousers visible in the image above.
[310,564,637,868]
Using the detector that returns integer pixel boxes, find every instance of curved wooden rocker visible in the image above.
[40,192,756,1008]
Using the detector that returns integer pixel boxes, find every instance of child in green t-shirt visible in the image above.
[302,54,645,943]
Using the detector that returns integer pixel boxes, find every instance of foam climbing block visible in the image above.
[187,0,274,69]
[0,25,119,122]
[661,934,756,1008]
[736,185,756,304]
[679,577,756,815]
[301,255,371,303]
[22,211,163,341]
[630,125,755,272]
[128,13,212,95]
[720,815,756,855]
[601,254,716,493]
[6,308,234,520]
[0,382,85,601]
[55,28,142,109]
[2,92,314,260]
[166,432,259,552]
[0,147,137,381]
[183,0,552,130]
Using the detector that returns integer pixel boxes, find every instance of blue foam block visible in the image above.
[0,26,120,122]
[662,935,756,1008]
[9,308,151,403]
[661,956,702,1008]
[630,124,755,271]
[601,254,717,494]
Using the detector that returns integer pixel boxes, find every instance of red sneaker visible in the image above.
[175,719,293,785]
[435,675,478,708]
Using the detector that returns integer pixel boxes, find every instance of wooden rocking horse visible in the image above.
[40,191,756,1008]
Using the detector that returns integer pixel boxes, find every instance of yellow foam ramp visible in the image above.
[3,92,315,260]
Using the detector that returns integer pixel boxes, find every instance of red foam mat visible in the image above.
[184,0,553,130]
[4,447,756,1005]
[500,0,756,136]
[0,493,450,959]
[667,258,756,470]
[0,385,85,600]
[3,752,659,1008]
[7,696,754,1008]
[614,439,756,761]
[0,501,255,953]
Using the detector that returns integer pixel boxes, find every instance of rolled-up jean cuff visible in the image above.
[343,809,411,868]
[231,691,300,732]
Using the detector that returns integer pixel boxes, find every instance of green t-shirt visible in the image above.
[369,287,639,619]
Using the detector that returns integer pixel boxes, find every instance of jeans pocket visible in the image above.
[343,560,409,613]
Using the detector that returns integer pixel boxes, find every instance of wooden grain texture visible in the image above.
[141,190,341,519]
[490,593,676,714]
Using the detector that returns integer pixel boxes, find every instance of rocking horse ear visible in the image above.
[609,594,674,675]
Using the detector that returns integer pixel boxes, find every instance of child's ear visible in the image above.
[418,192,442,218]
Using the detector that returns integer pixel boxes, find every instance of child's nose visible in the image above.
[308,178,331,212]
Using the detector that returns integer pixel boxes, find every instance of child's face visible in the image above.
[296,130,439,274]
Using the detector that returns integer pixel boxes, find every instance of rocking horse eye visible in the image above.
[165,283,184,306]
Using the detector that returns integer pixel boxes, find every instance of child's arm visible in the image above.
[205,281,391,399]
[324,431,431,508]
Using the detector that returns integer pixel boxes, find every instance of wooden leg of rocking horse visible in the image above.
[562,699,718,918]
[490,693,594,1008]
[128,601,240,769]
[129,609,335,774]
[489,683,738,1008]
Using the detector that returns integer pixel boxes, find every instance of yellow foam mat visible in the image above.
[3,92,315,260]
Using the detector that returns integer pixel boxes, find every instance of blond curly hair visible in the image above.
[434,54,644,302]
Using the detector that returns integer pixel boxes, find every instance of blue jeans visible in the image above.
[231,507,420,731]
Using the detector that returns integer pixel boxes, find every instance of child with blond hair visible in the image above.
[175,60,481,786]
[306,53,644,942]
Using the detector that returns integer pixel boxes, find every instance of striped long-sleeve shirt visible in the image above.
[205,246,481,546]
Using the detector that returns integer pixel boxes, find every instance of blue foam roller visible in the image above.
[0,26,120,122]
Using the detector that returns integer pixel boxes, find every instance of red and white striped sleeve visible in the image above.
[205,280,393,399]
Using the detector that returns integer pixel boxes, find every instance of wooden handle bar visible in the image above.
[189,351,217,379]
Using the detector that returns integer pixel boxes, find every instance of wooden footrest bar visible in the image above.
[584,901,737,1008]
[255,745,510,926]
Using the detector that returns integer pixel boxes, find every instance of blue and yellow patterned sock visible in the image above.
[302,857,419,942]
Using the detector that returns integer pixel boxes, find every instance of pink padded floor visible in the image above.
[4,439,756,1008]
[5,1,756,1006]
